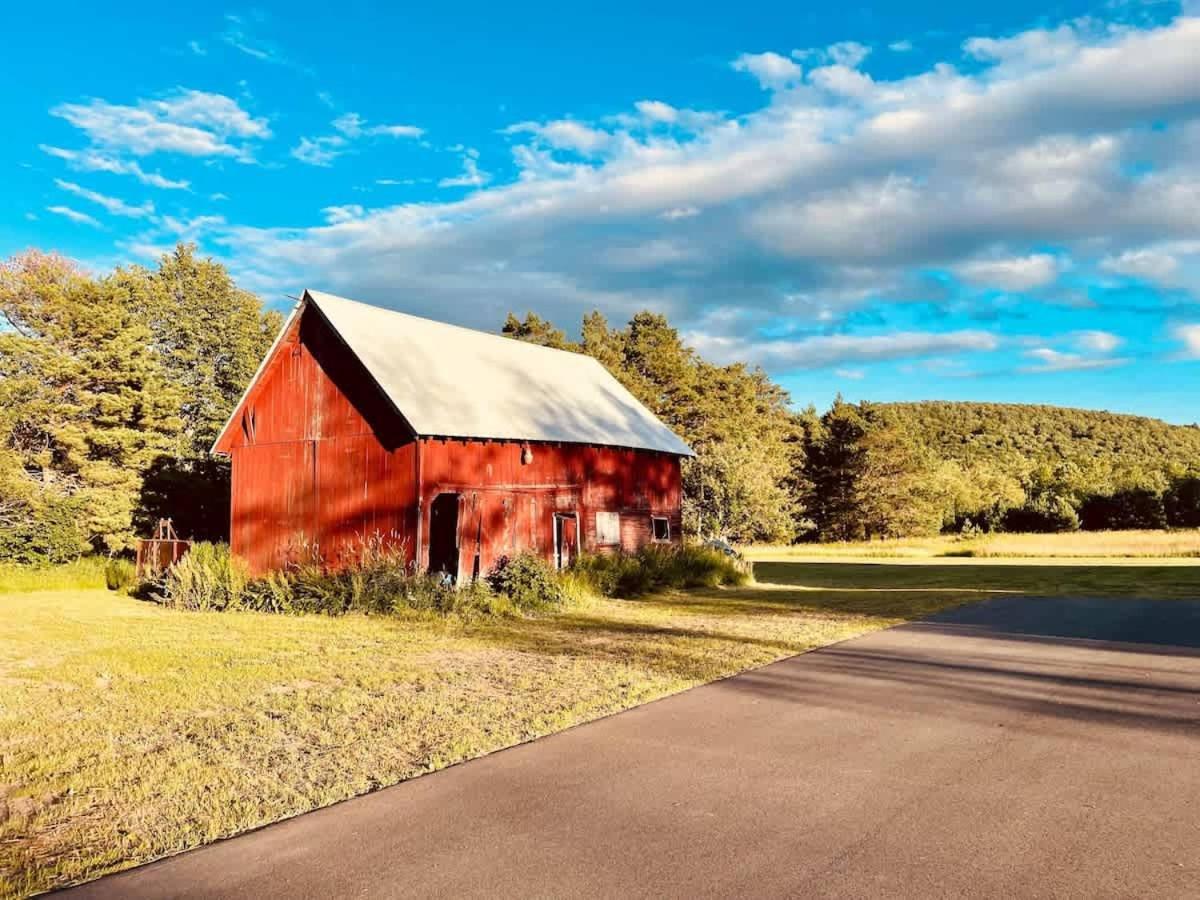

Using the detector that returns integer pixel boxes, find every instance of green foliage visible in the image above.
[1079,488,1167,531]
[487,552,567,612]
[0,251,184,553]
[1165,477,1200,528]
[0,244,279,554]
[0,494,88,564]
[156,542,249,611]
[104,558,136,593]
[571,543,749,598]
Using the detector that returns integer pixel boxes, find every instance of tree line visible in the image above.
[502,312,1200,542]
[2,242,1197,565]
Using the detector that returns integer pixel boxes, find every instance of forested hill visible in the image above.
[883,402,1200,474]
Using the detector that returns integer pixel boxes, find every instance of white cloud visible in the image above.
[439,151,490,188]
[46,205,101,227]
[39,144,190,190]
[291,135,348,167]
[332,112,424,139]
[732,52,803,89]
[827,41,872,68]
[1101,248,1181,285]
[176,14,1200,368]
[1021,346,1127,372]
[835,368,866,379]
[54,179,154,218]
[686,329,999,370]
[955,254,1061,291]
[1074,330,1122,353]
[1172,323,1200,359]
[635,100,679,123]
[51,89,269,160]
[188,40,206,56]
[505,119,612,155]
[889,40,914,53]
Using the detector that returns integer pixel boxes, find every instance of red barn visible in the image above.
[212,290,693,576]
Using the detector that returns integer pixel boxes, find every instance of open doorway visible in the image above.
[554,512,578,570]
[429,492,460,580]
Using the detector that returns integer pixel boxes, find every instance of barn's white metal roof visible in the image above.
[215,290,693,456]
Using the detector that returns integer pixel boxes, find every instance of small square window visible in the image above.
[651,516,670,542]
[596,511,620,545]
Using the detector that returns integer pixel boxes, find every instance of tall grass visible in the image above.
[571,543,750,598]
[0,557,107,594]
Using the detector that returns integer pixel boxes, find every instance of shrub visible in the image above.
[571,543,749,598]
[156,542,249,611]
[487,552,566,612]
[1001,496,1079,533]
[104,558,136,592]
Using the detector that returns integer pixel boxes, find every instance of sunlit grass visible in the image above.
[0,558,106,594]
[747,529,1200,560]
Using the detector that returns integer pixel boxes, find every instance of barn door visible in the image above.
[429,492,461,580]
[554,513,578,570]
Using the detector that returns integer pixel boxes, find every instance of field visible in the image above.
[747,529,1200,560]
[4,553,1200,896]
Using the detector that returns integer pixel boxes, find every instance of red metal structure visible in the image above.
[213,291,689,576]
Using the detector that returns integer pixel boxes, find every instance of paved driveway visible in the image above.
[66,597,1200,899]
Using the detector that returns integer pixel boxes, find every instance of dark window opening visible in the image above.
[428,492,461,580]
[554,513,578,570]
[651,516,670,542]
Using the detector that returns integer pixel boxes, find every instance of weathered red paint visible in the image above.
[216,305,683,575]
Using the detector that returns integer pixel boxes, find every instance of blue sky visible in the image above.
[6,1,1200,422]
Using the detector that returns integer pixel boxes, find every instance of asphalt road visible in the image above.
[64,596,1200,899]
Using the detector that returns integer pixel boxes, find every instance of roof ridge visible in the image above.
[304,289,594,363]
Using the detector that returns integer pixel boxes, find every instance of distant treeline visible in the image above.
[2,240,1196,567]
[502,313,1200,542]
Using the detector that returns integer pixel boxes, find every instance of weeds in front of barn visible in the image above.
[140,538,750,619]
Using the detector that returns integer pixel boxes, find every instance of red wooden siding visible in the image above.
[223,305,683,575]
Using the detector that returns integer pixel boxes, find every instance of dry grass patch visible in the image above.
[0,582,953,897]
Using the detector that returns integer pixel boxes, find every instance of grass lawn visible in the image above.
[3,555,1198,896]
[748,529,1200,560]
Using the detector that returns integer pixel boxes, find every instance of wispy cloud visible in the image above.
[54,179,154,218]
[1020,347,1128,372]
[438,149,490,188]
[332,113,423,139]
[40,145,190,190]
[51,89,269,160]
[291,135,347,167]
[46,205,102,227]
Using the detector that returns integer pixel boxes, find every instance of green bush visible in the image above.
[156,542,249,611]
[572,543,749,598]
[104,558,136,593]
[0,496,88,565]
[487,552,566,612]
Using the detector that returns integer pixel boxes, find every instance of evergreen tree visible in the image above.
[0,251,182,552]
